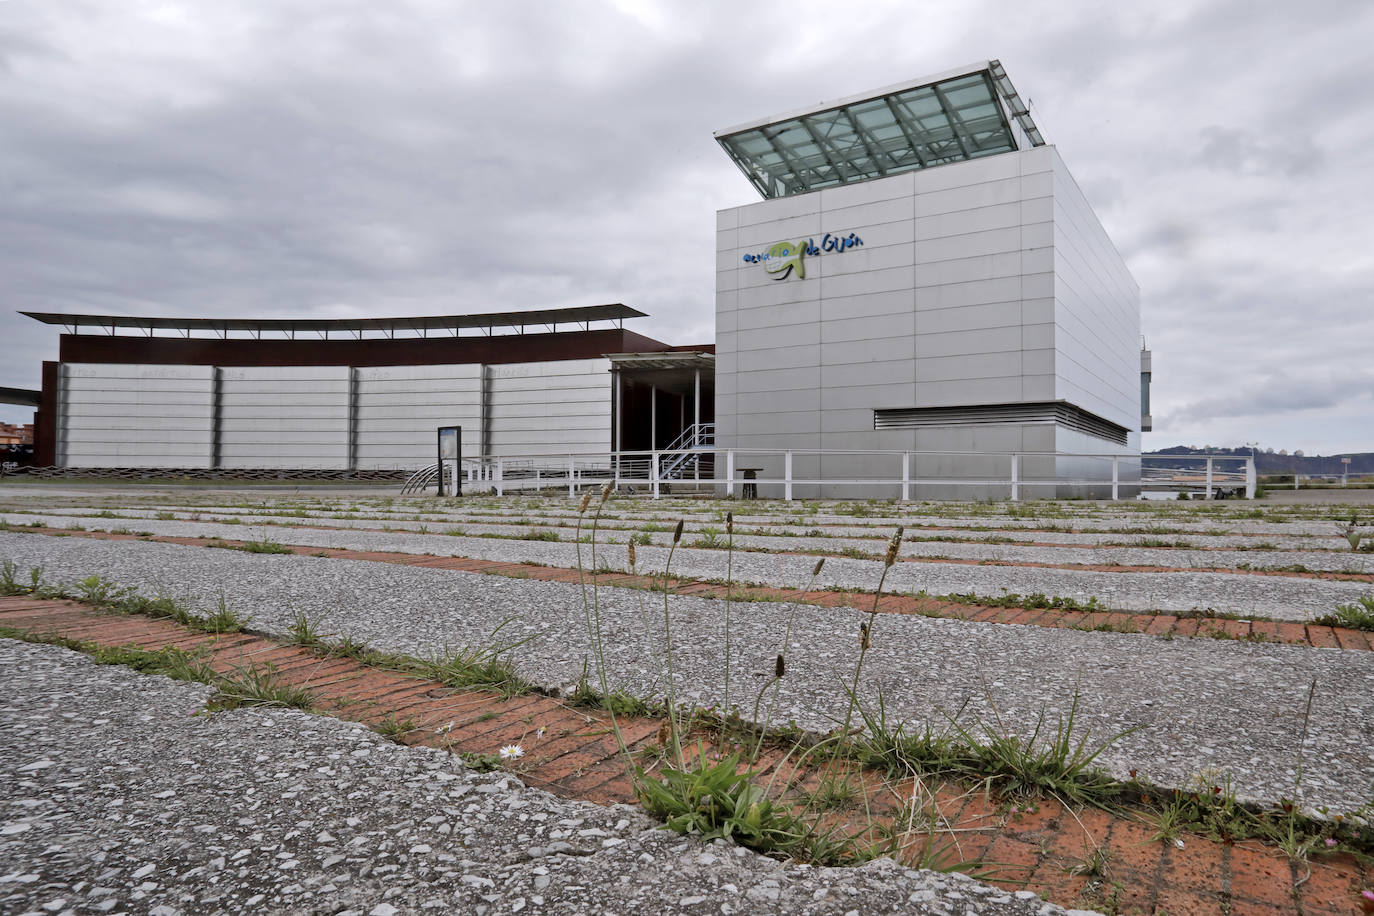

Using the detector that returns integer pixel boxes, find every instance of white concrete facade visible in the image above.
[56,358,612,470]
[715,144,1141,497]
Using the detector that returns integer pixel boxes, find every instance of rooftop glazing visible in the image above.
[715,60,1044,199]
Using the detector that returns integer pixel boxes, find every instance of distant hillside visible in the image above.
[1146,447,1374,476]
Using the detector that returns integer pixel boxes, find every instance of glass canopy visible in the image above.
[716,64,1043,200]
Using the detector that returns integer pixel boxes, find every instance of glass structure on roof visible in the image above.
[717,67,1038,200]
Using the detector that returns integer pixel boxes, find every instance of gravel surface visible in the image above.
[4,532,1372,814]
[5,517,1370,619]
[11,510,1370,574]
[0,638,1078,916]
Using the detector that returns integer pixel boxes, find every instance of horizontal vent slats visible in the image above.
[874,402,1127,446]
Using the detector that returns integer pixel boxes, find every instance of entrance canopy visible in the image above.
[607,351,714,396]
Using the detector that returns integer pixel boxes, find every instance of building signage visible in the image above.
[742,232,864,280]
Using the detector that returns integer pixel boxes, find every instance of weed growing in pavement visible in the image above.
[459,751,504,772]
[854,687,1136,809]
[418,617,537,696]
[692,526,725,549]
[1337,515,1367,551]
[1067,844,1112,878]
[568,662,661,718]
[209,663,315,711]
[238,538,294,554]
[90,644,218,682]
[524,528,560,542]
[1312,596,1374,631]
[285,609,331,648]
[371,714,418,742]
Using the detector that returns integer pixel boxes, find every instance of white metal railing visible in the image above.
[436,448,1256,501]
[1138,454,1255,499]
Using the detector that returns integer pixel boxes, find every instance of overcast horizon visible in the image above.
[2,0,1371,455]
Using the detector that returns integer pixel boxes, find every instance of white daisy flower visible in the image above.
[498,744,525,760]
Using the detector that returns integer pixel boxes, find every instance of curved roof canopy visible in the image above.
[715,60,1044,200]
[21,304,645,339]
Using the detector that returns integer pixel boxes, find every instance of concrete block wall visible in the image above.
[59,364,215,468]
[219,367,351,469]
[489,359,612,457]
[354,364,482,468]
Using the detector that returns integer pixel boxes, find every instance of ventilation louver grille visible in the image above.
[874,402,1128,446]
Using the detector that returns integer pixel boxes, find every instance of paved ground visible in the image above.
[2,485,1372,915]
[2,528,1372,813]
[0,637,1072,916]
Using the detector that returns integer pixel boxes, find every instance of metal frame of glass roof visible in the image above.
[21,304,646,340]
[714,60,1045,200]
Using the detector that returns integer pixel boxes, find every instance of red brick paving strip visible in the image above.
[1,596,1369,914]
[12,526,1374,652]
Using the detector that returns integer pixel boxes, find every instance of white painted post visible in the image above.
[568,455,575,499]
[1111,456,1119,501]
[727,449,735,499]
[1205,456,1213,500]
[784,450,793,501]
[651,449,660,499]
[1245,457,1257,500]
[693,369,701,483]
[495,457,504,497]
[535,468,541,494]
[901,452,910,502]
[1010,454,1019,502]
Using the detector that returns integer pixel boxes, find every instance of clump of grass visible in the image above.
[90,644,217,683]
[285,609,330,648]
[524,528,560,542]
[637,745,864,863]
[692,526,725,549]
[372,714,418,742]
[854,687,1136,808]
[418,617,537,696]
[209,663,315,711]
[238,538,293,555]
[1312,596,1374,631]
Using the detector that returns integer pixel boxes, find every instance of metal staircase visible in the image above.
[658,423,714,480]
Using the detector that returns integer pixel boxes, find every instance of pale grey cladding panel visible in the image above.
[60,363,214,468]
[488,359,611,457]
[716,143,1141,486]
[1049,147,1140,429]
[219,366,350,468]
[354,364,482,468]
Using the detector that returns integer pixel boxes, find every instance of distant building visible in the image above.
[713,60,1142,496]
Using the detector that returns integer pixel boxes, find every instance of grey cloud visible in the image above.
[1159,367,1374,427]
[1198,126,1325,178]
[1,0,1372,454]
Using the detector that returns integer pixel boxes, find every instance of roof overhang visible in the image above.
[21,304,646,339]
[607,351,715,372]
[0,387,40,408]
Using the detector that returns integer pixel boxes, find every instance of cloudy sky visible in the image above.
[1,0,1371,454]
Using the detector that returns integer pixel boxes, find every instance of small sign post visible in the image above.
[436,426,461,497]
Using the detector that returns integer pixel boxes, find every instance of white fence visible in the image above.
[450,448,1257,501]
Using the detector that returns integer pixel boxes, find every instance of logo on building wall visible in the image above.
[742,232,864,280]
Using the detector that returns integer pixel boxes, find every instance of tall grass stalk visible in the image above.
[660,519,687,767]
[750,556,825,763]
[835,526,903,760]
[722,511,733,745]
